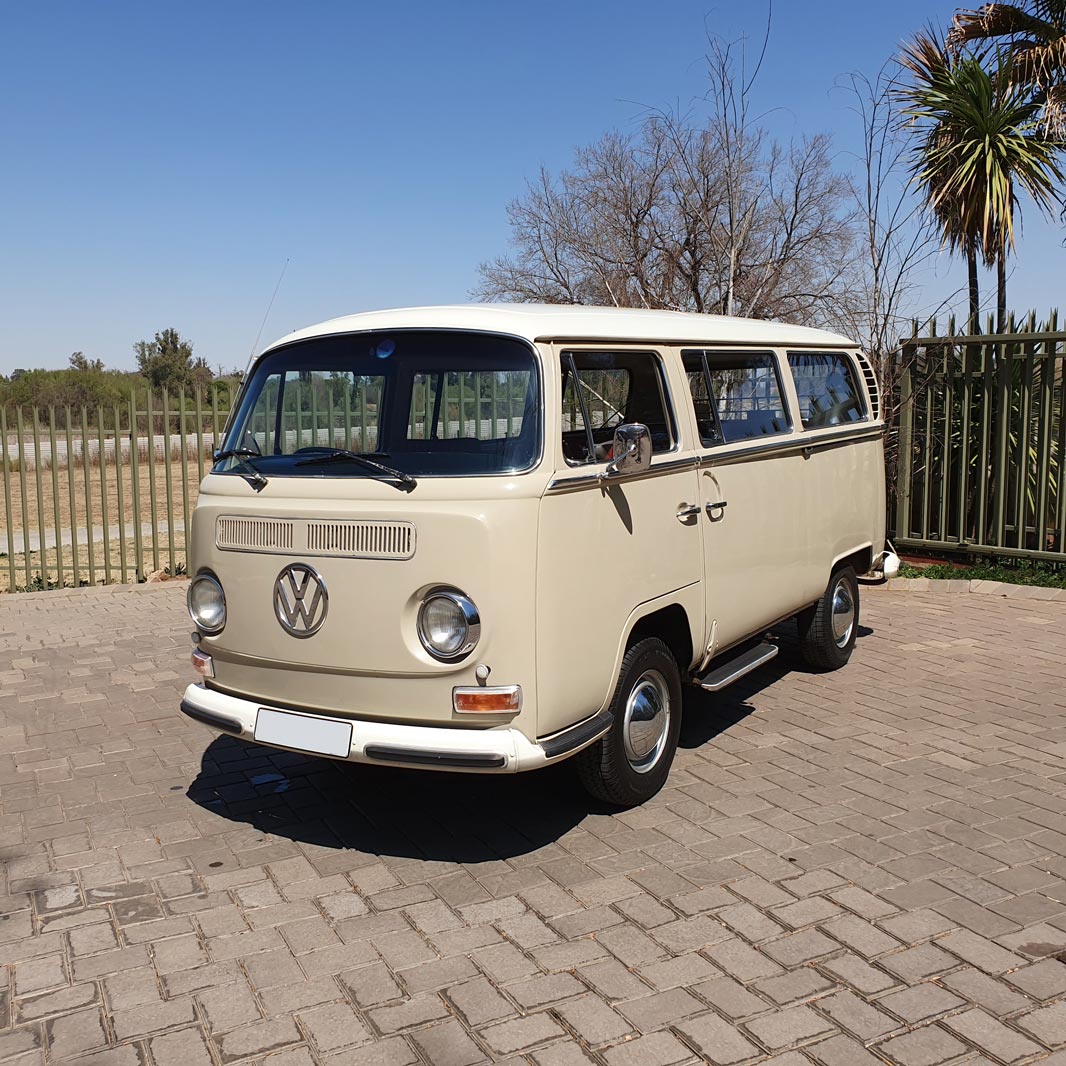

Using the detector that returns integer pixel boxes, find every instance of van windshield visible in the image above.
[217,331,541,479]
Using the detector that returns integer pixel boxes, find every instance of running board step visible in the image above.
[697,642,778,692]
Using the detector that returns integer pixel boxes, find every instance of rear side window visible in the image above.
[561,350,674,465]
[682,350,790,445]
[788,352,867,428]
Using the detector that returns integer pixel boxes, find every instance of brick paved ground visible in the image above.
[2,581,1066,1066]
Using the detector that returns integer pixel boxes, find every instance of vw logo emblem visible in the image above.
[273,564,328,638]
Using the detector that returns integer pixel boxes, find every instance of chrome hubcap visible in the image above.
[622,670,670,774]
[831,579,855,648]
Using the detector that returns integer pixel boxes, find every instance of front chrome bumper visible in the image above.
[179,683,610,774]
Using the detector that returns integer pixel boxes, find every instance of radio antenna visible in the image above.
[249,257,290,359]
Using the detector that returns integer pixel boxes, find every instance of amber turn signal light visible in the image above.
[191,648,215,678]
[452,685,521,714]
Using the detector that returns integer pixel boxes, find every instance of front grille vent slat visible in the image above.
[306,520,415,560]
[216,517,415,559]
[856,352,881,421]
[217,516,294,552]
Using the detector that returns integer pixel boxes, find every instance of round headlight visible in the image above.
[417,590,480,660]
[188,573,226,634]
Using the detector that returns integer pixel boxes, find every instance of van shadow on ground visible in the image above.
[185,621,873,863]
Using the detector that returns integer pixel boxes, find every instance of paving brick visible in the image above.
[939,967,1032,1016]
[806,1033,884,1066]
[762,929,840,967]
[942,1008,1044,1063]
[744,1003,837,1050]
[44,1006,109,1059]
[368,994,451,1035]
[299,1002,371,1053]
[1015,1000,1066,1047]
[580,958,652,1001]
[111,997,197,1039]
[148,1025,215,1066]
[879,983,966,1023]
[480,1013,566,1055]
[617,987,704,1031]
[637,952,718,991]
[445,976,516,1027]
[755,967,836,1006]
[553,994,634,1045]
[705,937,785,982]
[603,1030,696,1065]
[935,930,1026,974]
[691,975,768,1019]
[819,952,898,995]
[876,1026,969,1066]
[409,1019,486,1066]
[1004,958,1066,999]
[880,943,959,983]
[213,1015,303,1062]
[814,989,896,1041]
[675,1011,761,1065]
[196,980,261,1032]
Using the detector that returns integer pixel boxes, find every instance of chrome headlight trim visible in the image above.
[417,589,481,661]
[187,572,227,635]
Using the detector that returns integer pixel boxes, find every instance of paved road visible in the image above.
[1,582,1065,1065]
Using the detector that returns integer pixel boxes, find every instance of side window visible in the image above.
[682,350,789,445]
[560,351,674,465]
[788,352,867,428]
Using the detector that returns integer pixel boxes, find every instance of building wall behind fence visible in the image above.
[891,318,1066,564]
[0,387,229,593]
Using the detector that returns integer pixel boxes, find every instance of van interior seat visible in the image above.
[719,411,785,439]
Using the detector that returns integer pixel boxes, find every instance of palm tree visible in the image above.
[899,29,1064,331]
[949,2,1066,135]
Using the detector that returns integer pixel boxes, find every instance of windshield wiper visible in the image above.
[213,448,268,491]
[294,449,417,491]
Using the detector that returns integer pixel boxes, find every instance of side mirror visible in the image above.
[602,423,652,479]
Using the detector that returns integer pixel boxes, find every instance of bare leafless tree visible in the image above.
[475,37,856,327]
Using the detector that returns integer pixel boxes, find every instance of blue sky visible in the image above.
[1,0,1063,374]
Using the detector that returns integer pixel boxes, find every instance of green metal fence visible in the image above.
[0,387,230,593]
[892,317,1066,563]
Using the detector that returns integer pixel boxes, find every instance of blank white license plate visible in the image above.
[254,708,352,758]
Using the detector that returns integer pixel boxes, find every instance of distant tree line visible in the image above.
[0,329,243,414]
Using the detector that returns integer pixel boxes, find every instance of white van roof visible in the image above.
[264,304,857,353]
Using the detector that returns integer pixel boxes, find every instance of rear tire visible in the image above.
[797,566,859,671]
[576,637,682,807]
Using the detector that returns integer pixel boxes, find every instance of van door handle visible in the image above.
[706,500,728,515]
[676,503,700,521]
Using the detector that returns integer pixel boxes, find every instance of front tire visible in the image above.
[576,637,682,806]
[797,566,859,671]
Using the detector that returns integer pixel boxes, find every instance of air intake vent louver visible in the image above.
[306,520,416,559]
[216,516,294,551]
[856,352,880,421]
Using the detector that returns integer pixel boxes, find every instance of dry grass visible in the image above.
[0,456,203,593]
[0,531,189,594]
[2,457,203,540]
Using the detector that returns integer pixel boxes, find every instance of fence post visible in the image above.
[113,404,126,584]
[128,390,144,581]
[894,343,914,541]
[146,387,160,573]
[64,407,80,587]
[79,405,96,588]
[17,408,32,589]
[97,402,111,584]
[162,388,175,573]
[1,408,16,591]
[48,407,64,588]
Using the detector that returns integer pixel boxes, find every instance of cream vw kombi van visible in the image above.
[181,305,885,805]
